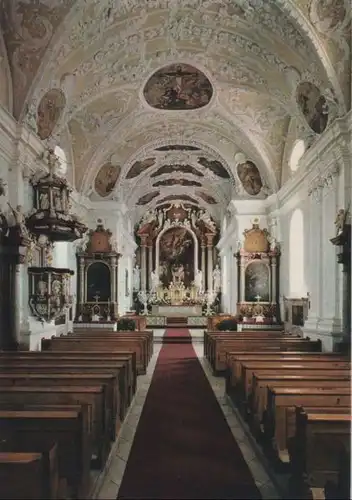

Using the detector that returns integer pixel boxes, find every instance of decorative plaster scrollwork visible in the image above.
[308,162,340,202]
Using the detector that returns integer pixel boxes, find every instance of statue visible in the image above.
[194,269,203,292]
[198,209,216,232]
[157,209,164,228]
[133,265,141,291]
[190,210,198,229]
[212,264,221,291]
[150,270,160,292]
[334,209,346,235]
[140,209,156,227]
[79,231,90,252]
[8,203,29,236]
[40,192,49,210]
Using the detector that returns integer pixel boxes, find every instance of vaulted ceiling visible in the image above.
[0,0,350,220]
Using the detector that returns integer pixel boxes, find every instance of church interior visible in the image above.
[0,0,351,499]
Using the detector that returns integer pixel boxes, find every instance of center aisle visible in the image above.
[117,329,261,500]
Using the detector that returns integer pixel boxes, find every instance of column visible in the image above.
[206,234,214,291]
[140,236,147,292]
[148,244,153,291]
[201,242,206,280]
[111,256,118,317]
[78,257,85,317]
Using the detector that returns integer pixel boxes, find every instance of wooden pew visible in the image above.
[263,387,351,462]
[0,407,91,499]
[42,336,147,375]
[250,372,351,434]
[0,385,107,470]
[0,448,60,500]
[0,360,129,422]
[289,408,351,499]
[0,350,137,402]
[71,329,154,361]
[0,371,120,442]
[212,337,322,373]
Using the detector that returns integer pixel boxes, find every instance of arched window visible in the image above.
[289,139,305,172]
[54,145,68,176]
[289,208,306,296]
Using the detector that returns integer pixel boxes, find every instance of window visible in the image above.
[289,208,306,296]
[289,139,305,172]
[54,145,68,176]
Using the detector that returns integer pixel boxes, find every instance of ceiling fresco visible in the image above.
[155,145,201,151]
[126,158,157,179]
[94,163,121,198]
[137,191,160,206]
[0,0,349,219]
[195,191,218,204]
[143,63,213,110]
[157,194,200,205]
[151,164,204,178]
[152,179,203,188]
[197,157,230,179]
[237,160,263,197]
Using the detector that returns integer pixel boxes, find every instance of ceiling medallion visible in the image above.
[143,63,213,110]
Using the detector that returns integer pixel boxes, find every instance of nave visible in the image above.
[99,329,273,500]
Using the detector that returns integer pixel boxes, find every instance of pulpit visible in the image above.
[75,223,120,321]
[235,220,281,324]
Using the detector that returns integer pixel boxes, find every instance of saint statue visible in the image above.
[198,209,216,232]
[212,264,221,291]
[133,265,141,291]
[194,269,203,292]
[8,203,29,237]
[157,209,164,228]
[150,270,160,292]
[40,192,50,210]
[334,209,346,235]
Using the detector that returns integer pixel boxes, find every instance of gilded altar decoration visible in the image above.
[94,162,121,197]
[296,81,329,134]
[36,89,66,140]
[235,220,281,324]
[75,222,121,322]
[143,63,213,110]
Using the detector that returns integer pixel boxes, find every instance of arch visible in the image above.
[155,224,199,281]
[289,208,306,296]
[54,145,68,175]
[289,139,306,172]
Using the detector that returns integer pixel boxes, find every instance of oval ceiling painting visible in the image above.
[37,88,66,140]
[94,163,121,197]
[237,160,263,196]
[143,63,213,110]
[296,81,328,134]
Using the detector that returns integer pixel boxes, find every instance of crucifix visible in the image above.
[255,294,262,303]
[93,292,100,303]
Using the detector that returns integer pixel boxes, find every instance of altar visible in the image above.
[151,304,202,317]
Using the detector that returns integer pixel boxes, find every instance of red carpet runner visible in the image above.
[163,327,191,338]
[117,329,261,499]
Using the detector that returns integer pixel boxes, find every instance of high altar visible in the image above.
[134,202,219,310]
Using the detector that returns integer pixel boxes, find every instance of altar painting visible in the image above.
[244,261,270,302]
[159,227,194,287]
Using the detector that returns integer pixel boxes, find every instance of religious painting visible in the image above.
[296,82,328,134]
[155,145,201,151]
[159,227,194,287]
[195,190,217,204]
[198,157,230,178]
[94,163,121,197]
[244,261,270,302]
[237,160,263,196]
[136,190,160,205]
[309,0,347,33]
[152,178,202,188]
[126,158,156,179]
[143,63,213,110]
[157,194,199,205]
[36,89,66,140]
[151,164,204,178]
[86,262,111,302]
